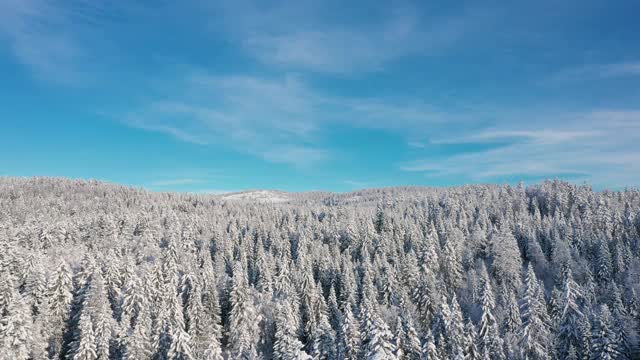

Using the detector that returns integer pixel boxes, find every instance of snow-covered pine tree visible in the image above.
[167,318,194,360]
[501,286,521,357]
[421,330,441,360]
[360,294,396,360]
[463,320,481,360]
[123,304,152,359]
[67,312,97,360]
[227,261,260,359]
[46,261,74,357]
[591,305,624,360]
[477,280,504,360]
[310,298,336,359]
[441,240,463,292]
[82,270,113,360]
[121,267,146,330]
[488,228,522,289]
[556,267,585,358]
[339,300,361,360]
[394,304,421,360]
[0,276,32,360]
[273,301,309,360]
[518,264,550,360]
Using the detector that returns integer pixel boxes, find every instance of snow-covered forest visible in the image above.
[2,177,640,360]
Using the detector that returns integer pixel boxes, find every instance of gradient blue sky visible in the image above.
[1,0,640,192]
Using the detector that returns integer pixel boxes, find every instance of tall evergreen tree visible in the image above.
[518,265,550,360]
[67,312,97,360]
[0,278,32,360]
[556,268,585,358]
[477,281,504,360]
[274,302,309,360]
[463,320,481,360]
[47,261,74,357]
[360,295,396,360]
[591,305,624,360]
[227,261,260,359]
[339,302,361,360]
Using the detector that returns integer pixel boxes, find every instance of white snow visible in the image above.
[219,190,290,203]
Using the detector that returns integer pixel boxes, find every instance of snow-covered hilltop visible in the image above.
[0,177,639,360]
[219,190,291,203]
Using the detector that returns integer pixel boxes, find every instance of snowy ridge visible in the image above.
[219,190,291,203]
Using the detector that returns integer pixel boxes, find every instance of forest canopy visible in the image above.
[1,177,639,359]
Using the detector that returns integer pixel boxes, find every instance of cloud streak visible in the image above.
[402,110,640,188]
[118,64,496,168]
[548,61,640,83]
[120,70,468,167]
[121,73,330,167]
[123,66,640,188]
[149,178,204,187]
[0,0,84,82]
[208,0,480,73]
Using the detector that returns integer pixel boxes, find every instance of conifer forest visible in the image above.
[2,177,640,360]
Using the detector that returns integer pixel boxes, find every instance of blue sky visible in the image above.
[1,0,640,192]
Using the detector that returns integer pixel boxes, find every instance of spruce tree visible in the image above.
[477,281,504,360]
[556,268,585,358]
[0,281,32,360]
[227,261,260,359]
[591,305,624,360]
[68,312,98,360]
[123,304,152,360]
[360,295,396,360]
[339,302,361,360]
[463,320,481,360]
[518,265,550,360]
[273,302,309,360]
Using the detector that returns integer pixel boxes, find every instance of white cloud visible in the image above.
[125,120,210,145]
[121,73,328,167]
[408,141,427,148]
[402,110,640,188]
[190,189,236,195]
[0,0,158,84]
[0,0,81,82]
[602,62,640,77]
[208,0,477,73]
[143,168,230,191]
[149,178,204,187]
[432,129,601,145]
[548,61,640,83]
[120,70,465,167]
[261,146,329,168]
[344,180,373,189]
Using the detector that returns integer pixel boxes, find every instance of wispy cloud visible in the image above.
[143,168,230,191]
[149,178,204,187]
[432,129,601,145]
[548,61,640,83]
[344,179,373,189]
[261,146,329,168]
[407,140,427,148]
[190,189,236,195]
[208,0,481,73]
[126,120,211,145]
[601,62,640,77]
[120,70,469,167]
[0,0,153,84]
[121,72,329,167]
[402,110,640,188]
[0,0,83,82]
